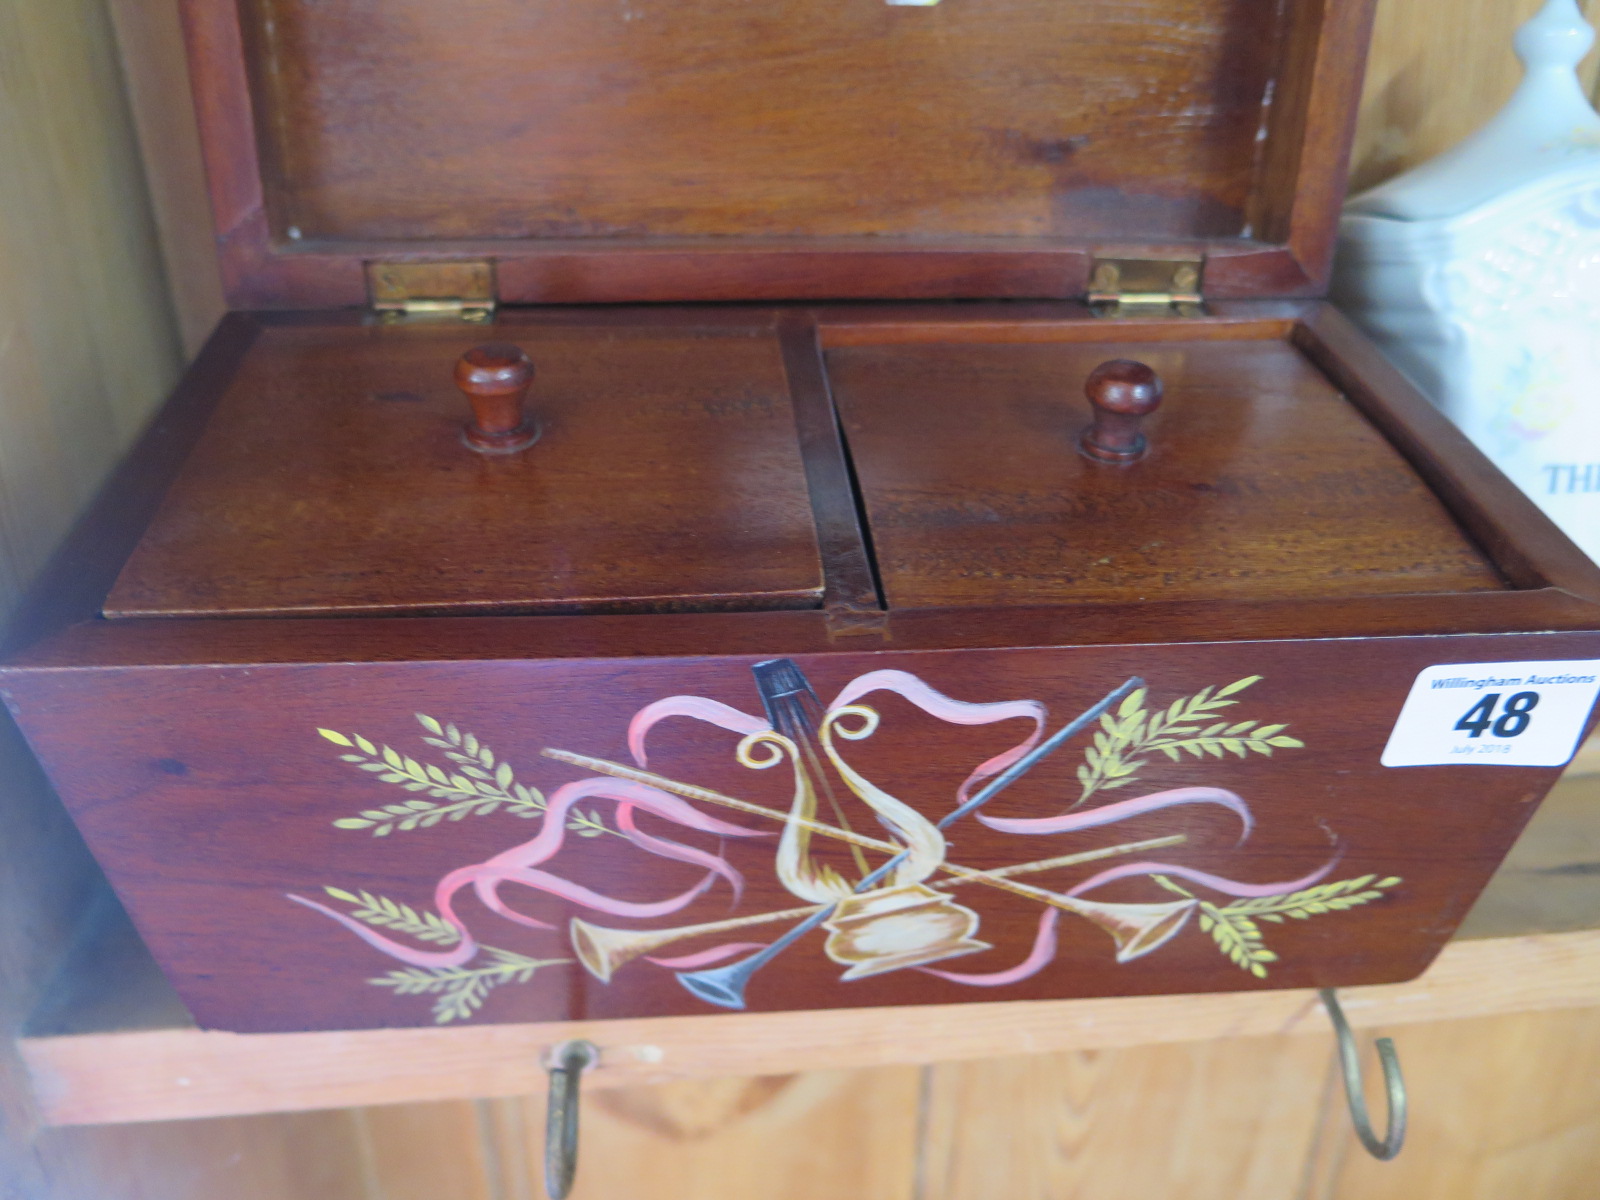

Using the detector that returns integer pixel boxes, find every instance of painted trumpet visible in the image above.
[677,675,1146,1009]
[568,834,1189,983]
[549,674,1149,1008]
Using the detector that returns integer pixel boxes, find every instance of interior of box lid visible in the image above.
[197,0,1370,303]
[103,321,826,618]
[827,338,1505,607]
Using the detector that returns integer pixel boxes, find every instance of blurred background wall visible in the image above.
[1,2,1596,1197]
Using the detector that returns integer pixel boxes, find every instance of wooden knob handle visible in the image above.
[455,343,539,454]
[1079,359,1162,464]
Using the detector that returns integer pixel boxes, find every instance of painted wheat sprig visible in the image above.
[320,886,568,1022]
[1153,873,1401,978]
[1076,676,1305,803]
[321,886,461,944]
[370,947,570,1024]
[317,714,614,839]
[1197,902,1278,977]
[1225,874,1403,922]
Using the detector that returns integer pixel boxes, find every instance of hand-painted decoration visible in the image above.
[290,664,1400,1023]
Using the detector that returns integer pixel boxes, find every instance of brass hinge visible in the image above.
[366,261,496,322]
[1087,256,1205,318]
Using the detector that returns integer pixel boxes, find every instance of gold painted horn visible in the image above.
[1056,897,1198,962]
[572,893,1199,983]
[570,907,815,984]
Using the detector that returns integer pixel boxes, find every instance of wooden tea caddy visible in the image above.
[2,0,1597,1034]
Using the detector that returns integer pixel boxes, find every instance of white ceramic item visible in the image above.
[1335,0,1600,563]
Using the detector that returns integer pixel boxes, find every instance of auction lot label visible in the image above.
[1382,660,1600,767]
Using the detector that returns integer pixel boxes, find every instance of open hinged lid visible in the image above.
[185,0,1378,308]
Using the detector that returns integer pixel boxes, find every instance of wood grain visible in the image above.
[174,0,1377,305]
[1293,304,1600,601]
[0,0,181,618]
[104,320,826,617]
[829,335,1504,607]
[920,1036,1333,1200]
[239,0,1280,244]
[16,634,1592,1032]
[117,0,1600,328]
[35,1109,371,1200]
[10,5,1593,1200]
[0,0,198,1196]
[1570,733,1600,776]
[21,925,1600,1126]
[353,1100,499,1200]
[104,0,227,358]
[1353,0,1600,193]
[1308,1006,1600,1199]
[486,1068,920,1200]
[1458,768,1600,940]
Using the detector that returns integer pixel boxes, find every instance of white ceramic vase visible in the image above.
[1335,0,1600,563]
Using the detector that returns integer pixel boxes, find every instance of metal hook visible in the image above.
[1319,989,1407,1161]
[544,1039,599,1199]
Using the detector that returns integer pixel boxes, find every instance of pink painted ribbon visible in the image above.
[921,910,1061,986]
[828,669,1047,810]
[629,695,769,767]
[977,786,1255,843]
[1066,858,1337,899]
[644,942,769,970]
[291,777,765,969]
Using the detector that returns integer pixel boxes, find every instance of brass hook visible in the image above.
[544,1039,599,1199]
[1319,989,1407,1160]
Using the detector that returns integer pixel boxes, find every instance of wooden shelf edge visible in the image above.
[19,927,1600,1127]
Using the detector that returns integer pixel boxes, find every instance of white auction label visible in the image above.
[1382,660,1600,767]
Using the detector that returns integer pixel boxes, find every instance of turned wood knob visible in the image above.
[455,343,539,454]
[1079,360,1163,464]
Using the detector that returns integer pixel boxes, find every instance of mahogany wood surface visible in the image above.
[1294,306,1600,601]
[180,0,1378,306]
[3,302,1597,1036]
[455,343,539,455]
[12,590,1600,673]
[775,317,880,620]
[104,319,825,618]
[829,335,1504,609]
[240,0,1278,241]
[1078,360,1164,465]
[8,632,1595,1033]
[6,303,1597,674]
